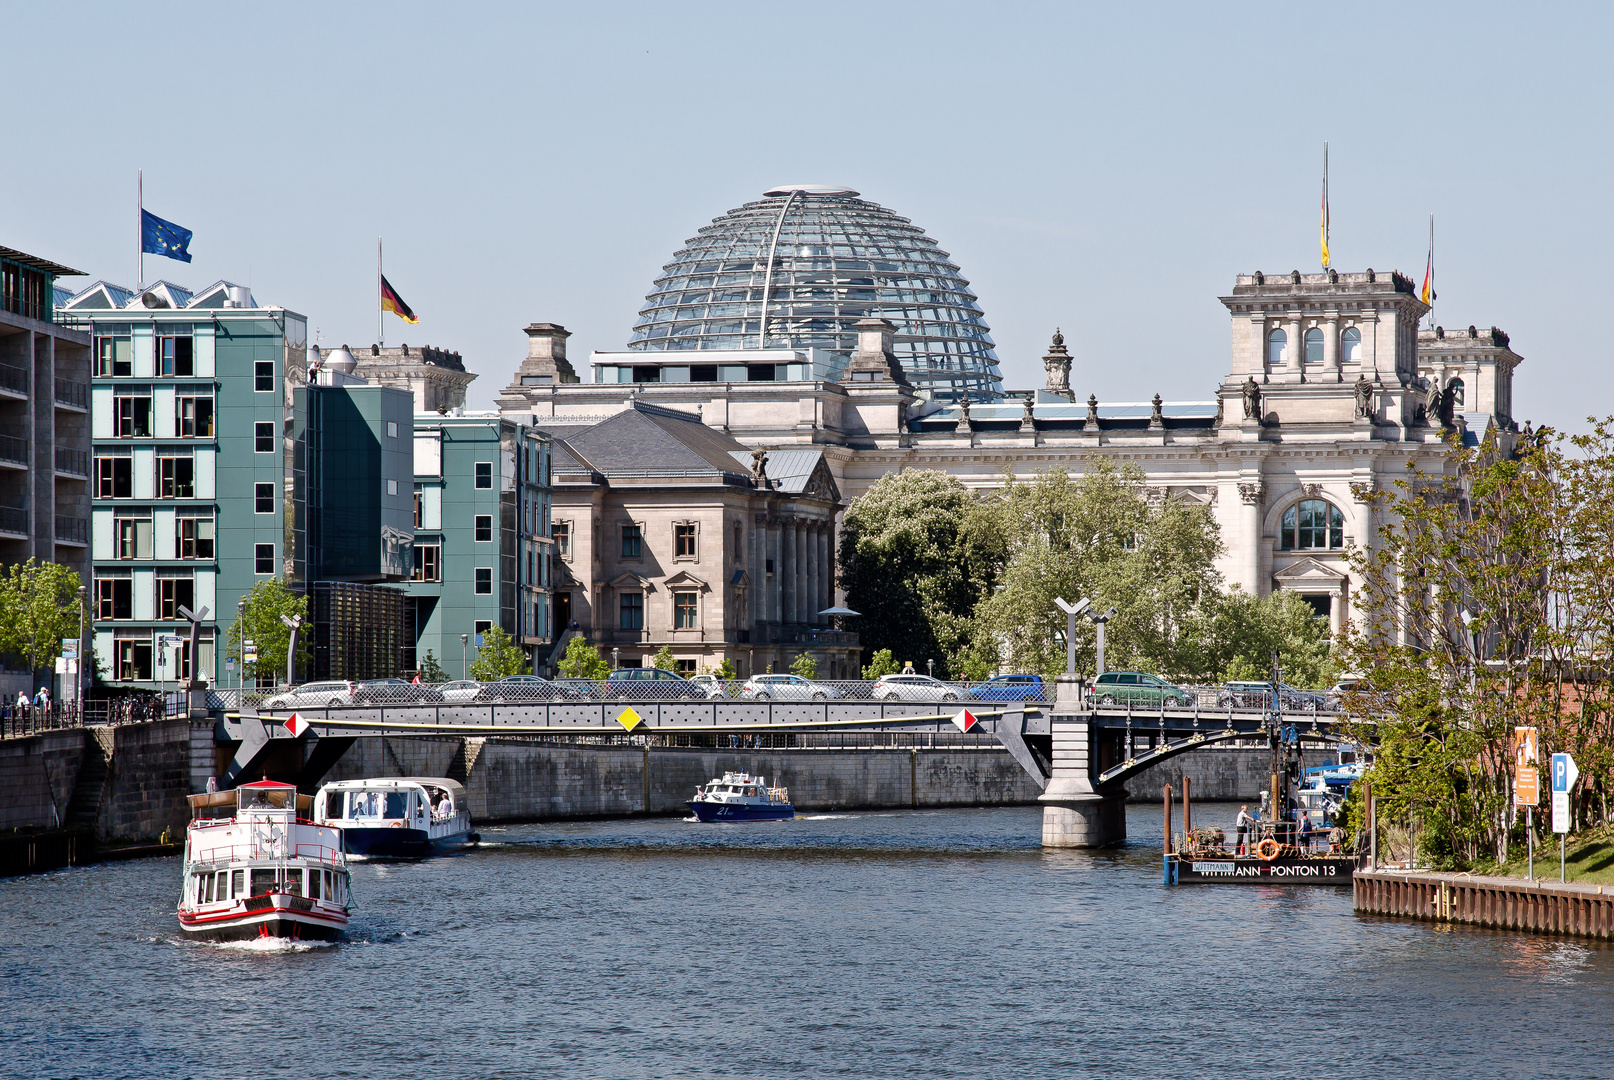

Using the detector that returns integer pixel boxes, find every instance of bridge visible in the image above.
[231,682,1359,847]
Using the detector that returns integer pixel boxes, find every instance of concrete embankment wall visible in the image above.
[0,728,85,831]
[323,737,1042,821]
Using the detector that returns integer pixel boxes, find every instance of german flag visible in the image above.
[381,274,418,324]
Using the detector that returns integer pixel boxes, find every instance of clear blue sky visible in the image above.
[6,2,1609,430]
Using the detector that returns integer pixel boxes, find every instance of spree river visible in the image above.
[5,803,1613,1079]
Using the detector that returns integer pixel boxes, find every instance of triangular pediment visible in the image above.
[663,570,710,591]
[1272,556,1346,584]
[607,571,653,591]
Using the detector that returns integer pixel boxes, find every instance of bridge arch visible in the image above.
[1097,727,1346,787]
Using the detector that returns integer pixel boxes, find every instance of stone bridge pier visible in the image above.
[1041,675,1128,847]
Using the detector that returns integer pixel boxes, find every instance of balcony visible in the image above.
[0,362,26,400]
[0,432,26,469]
[54,377,88,412]
[0,503,26,538]
[54,515,87,546]
[55,446,88,478]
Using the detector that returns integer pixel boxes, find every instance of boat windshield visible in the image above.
[349,790,410,819]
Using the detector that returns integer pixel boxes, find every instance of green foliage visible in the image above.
[861,648,901,679]
[226,578,309,685]
[839,470,999,679]
[0,560,85,673]
[651,645,677,671]
[470,626,530,681]
[970,461,1223,679]
[1175,588,1335,687]
[557,637,610,680]
[789,652,819,679]
[713,657,738,680]
[416,650,448,683]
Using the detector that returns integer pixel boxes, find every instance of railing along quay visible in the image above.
[1354,869,1614,940]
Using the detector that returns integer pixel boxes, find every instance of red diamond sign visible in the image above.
[285,713,309,738]
[950,709,979,733]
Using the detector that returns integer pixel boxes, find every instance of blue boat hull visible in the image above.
[687,801,794,822]
[342,827,473,859]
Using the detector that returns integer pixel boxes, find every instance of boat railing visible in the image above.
[186,840,347,869]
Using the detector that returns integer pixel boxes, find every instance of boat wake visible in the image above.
[188,936,337,954]
[797,815,851,821]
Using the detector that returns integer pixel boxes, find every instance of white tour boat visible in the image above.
[311,777,476,858]
[688,771,794,822]
[177,780,351,942]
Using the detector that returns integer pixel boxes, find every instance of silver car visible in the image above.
[264,680,357,709]
[687,674,728,699]
[872,674,960,702]
[740,674,842,701]
[438,679,483,703]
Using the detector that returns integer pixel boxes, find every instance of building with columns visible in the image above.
[537,400,853,677]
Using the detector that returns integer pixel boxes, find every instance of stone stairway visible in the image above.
[64,729,114,832]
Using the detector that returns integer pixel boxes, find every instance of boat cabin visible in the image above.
[181,780,349,913]
[313,778,468,828]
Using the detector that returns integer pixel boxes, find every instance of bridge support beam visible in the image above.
[1041,676,1126,848]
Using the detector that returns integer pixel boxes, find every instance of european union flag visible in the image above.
[141,209,193,263]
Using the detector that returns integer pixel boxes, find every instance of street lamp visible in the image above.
[1053,597,1090,676]
[461,633,469,680]
[76,585,86,712]
[280,614,303,688]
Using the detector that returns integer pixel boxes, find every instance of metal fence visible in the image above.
[0,693,191,738]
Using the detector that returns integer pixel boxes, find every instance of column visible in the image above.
[779,517,794,625]
[1323,315,1340,381]
[1287,314,1304,383]
[805,524,820,626]
[794,522,806,626]
[1041,676,1127,847]
[1238,480,1265,596]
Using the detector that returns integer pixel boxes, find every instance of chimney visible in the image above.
[841,318,910,387]
[515,322,579,385]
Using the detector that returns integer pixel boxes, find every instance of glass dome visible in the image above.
[628,187,1003,399]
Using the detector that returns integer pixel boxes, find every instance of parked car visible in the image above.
[437,679,484,703]
[1217,680,1328,712]
[474,674,560,703]
[1325,676,1388,712]
[872,674,960,702]
[1090,671,1193,708]
[605,668,704,699]
[353,677,444,704]
[740,674,843,701]
[965,674,1048,702]
[263,680,357,709]
[550,677,603,700]
[687,674,729,699]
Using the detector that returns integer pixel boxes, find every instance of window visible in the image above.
[113,395,152,437]
[1341,326,1361,364]
[1448,377,1465,409]
[1267,328,1287,367]
[473,619,492,646]
[385,421,398,438]
[114,516,153,559]
[411,544,441,582]
[96,578,132,620]
[175,396,214,438]
[620,524,642,559]
[96,457,132,499]
[553,520,570,557]
[255,422,274,452]
[255,543,275,574]
[474,515,493,542]
[474,462,492,489]
[254,361,274,392]
[1304,327,1324,364]
[96,334,132,377]
[1280,499,1346,550]
[157,577,194,620]
[474,568,492,594]
[157,456,195,499]
[619,592,644,630]
[176,516,215,559]
[733,521,742,563]
[413,492,424,528]
[115,639,152,681]
[386,479,398,496]
[675,523,697,559]
[673,590,698,629]
[675,659,697,675]
[157,333,193,376]
[255,482,274,514]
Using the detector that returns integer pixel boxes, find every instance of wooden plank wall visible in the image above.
[1355,870,1614,939]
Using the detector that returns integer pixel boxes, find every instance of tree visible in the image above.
[0,559,84,676]
[1174,588,1335,687]
[651,645,677,671]
[226,578,310,685]
[971,461,1223,678]
[470,626,529,681]
[416,650,448,683]
[556,637,610,679]
[701,657,738,680]
[789,652,819,679]
[861,648,900,679]
[839,470,999,679]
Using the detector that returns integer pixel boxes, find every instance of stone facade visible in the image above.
[320,341,475,414]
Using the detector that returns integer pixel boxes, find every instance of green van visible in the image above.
[1090,670,1194,708]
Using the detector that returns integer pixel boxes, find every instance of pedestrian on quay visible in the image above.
[1298,812,1313,853]
[16,690,28,720]
[1235,805,1253,856]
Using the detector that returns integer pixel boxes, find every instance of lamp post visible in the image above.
[1053,597,1091,676]
[76,585,86,712]
[280,614,303,688]
[236,597,245,692]
[461,633,469,680]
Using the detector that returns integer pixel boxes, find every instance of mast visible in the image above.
[137,169,144,289]
[378,237,383,347]
[1427,214,1435,329]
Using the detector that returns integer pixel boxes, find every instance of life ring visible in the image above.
[1256,838,1280,861]
[390,821,404,829]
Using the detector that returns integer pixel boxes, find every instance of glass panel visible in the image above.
[1304,328,1323,364]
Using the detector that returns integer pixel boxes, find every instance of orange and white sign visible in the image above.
[1514,765,1539,807]
[285,713,309,738]
[1513,726,1539,770]
[950,709,979,734]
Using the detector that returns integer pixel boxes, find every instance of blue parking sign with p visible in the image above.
[1551,753,1576,793]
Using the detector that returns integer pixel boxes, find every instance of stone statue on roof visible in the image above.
[1242,376,1262,421]
[1354,373,1374,419]
[750,447,769,481]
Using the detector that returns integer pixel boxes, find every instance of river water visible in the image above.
[5,803,1612,1079]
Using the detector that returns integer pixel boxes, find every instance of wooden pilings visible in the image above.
[1355,869,1614,940]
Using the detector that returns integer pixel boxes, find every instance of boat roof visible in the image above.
[188,787,314,815]
[315,776,467,798]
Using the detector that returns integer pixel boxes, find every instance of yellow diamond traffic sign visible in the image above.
[617,706,645,731]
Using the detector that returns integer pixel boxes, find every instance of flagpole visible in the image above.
[1321,142,1329,270]
[1428,214,1435,329]
[378,237,383,347]
[137,169,143,289]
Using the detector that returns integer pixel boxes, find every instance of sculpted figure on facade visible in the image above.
[1020,393,1035,431]
[1149,393,1164,429]
[1354,374,1374,419]
[1241,376,1262,421]
[1084,393,1100,431]
[1043,328,1072,397]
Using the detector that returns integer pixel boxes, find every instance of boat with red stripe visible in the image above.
[177,780,352,942]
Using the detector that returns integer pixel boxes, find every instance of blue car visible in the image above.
[965,675,1048,702]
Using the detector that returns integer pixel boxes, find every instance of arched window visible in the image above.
[1304,327,1324,364]
[1448,377,1465,408]
[1341,326,1361,363]
[1280,499,1345,550]
[1267,328,1287,367]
